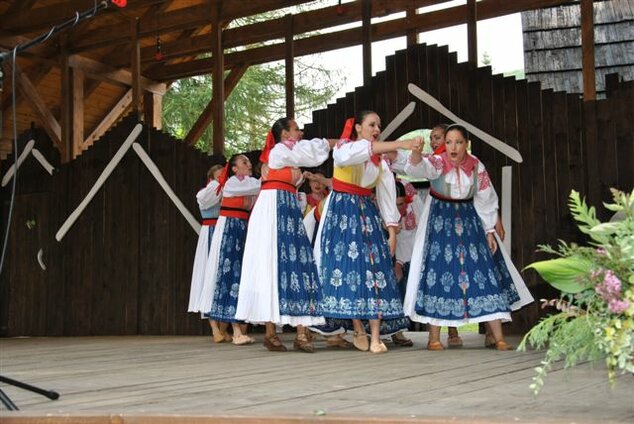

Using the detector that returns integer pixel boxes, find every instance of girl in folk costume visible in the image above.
[314,111,421,354]
[302,170,331,215]
[236,118,336,353]
[197,154,261,345]
[403,124,533,351]
[187,164,230,341]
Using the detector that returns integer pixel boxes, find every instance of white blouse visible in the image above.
[196,180,221,210]
[223,175,261,197]
[268,138,331,170]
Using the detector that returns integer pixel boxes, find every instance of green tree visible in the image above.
[481,51,492,67]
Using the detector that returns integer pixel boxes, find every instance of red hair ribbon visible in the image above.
[339,117,356,141]
[259,130,276,164]
[215,162,230,195]
[434,143,446,154]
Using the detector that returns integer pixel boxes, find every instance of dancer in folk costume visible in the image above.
[198,154,261,345]
[187,164,230,340]
[314,110,421,354]
[236,118,336,353]
[403,124,533,351]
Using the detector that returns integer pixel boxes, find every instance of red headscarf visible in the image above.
[434,143,446,154]
[259,130,276,164]
[215,162,230,195]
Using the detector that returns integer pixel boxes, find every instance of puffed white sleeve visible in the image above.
[196,180,221,209]
[223,176,261,197]
[389,149,410,175]
[404,154,444,180]
[268,138,331,169]
[473,161,499,232]
[375,161,400,227]
[333,139,372,167]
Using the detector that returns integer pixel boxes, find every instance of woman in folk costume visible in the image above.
[403,124,533,351]
[314,110,420,354]
[198,154,261,345]
[187,164,230,341]
[236,118,336,353]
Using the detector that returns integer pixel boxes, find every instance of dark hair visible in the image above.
[227,154,247,178]
[432,123,449,134]
[445,124,469,141]
[394,178,406,198]
[351,110,377,140]
[271,117,293,143]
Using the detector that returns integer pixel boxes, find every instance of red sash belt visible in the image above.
[429,189,473,203]
[202,218,218,226]
[220,197,250,220]
[262,180,297,193]
[332,178,372,197]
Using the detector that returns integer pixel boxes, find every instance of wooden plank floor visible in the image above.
[1,332,632,423]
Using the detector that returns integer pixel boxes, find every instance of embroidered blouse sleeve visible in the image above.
[375,161,400,227]
[404,154,444,180]
[196,180,221,209]
[473,161,499,232]
[333,139,372,167]
[389,149,410,175]
[268,138,330,169]
[223,176,261,197]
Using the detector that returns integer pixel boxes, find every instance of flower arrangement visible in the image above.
[518,188,634,394]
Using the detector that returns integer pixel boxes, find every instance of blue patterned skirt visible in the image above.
[414,198,520,323]
[318,191,406,330]
[276,190,323,319]
[208,217,248,323]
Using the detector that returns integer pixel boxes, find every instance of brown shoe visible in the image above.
[212,329,229,344]
[293,334,314,353]
[353,332,369,351]
[447,335,463,348]
[263,334,287,352]
[484,334,496,349]
[325,335,354,349]
[370,341,388,354]
[391,333,414,347]
[494,340,513,351]
[427,340,445,351]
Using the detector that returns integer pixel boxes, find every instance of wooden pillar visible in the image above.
[211,2,224,156]
[362,0,372,87]
[285,14,295,119]
[60,37,71,163]
[406,6,417,47]
[72,68,84,158]
[131,17,142,118]
[581,0,596,101]
[467,0,477,65]
[143,91,163,130]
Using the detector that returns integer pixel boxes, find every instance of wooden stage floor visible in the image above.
[1,332,632,423]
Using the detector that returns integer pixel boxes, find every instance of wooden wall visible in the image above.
[1,42,632,336]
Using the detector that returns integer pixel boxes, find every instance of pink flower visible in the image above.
[608,299,630,314]
[595,270,622,301]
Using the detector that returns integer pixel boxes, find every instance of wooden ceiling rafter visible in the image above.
[149,0,577,81]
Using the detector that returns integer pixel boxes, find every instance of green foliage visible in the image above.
[519,189,634,395]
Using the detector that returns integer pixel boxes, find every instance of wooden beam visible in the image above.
[184,66,248,146]
[83,89,132,149]
[406,6,418,47]
[61,45,72,163]
[211,3,224,156]
[580,0,596,101]
[143,92,163,130]
[285,14,295,119]
[16,70,62,150]
[4,0,38,15]
[362,0,372,87]
[131,18,142,118]
[67,55,166,94]
[467,0,477,65]
[150,0,576,81]
[70,0,314,53]
[117,0,446,68]
[73,68,85,159]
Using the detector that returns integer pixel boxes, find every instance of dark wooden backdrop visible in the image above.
[1,43,632,336]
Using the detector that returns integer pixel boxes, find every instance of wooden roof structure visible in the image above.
[1,0,581,162]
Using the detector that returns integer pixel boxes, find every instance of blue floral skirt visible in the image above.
[318,191,406,330]
[276,190,323,319]
[414,199,520,323]
[208,217,248,323]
